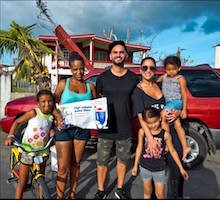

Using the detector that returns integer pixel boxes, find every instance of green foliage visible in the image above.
[0,21,56,88]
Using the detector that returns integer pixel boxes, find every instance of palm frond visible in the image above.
[1,20,56,88]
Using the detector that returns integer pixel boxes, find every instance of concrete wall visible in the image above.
[0,69,13,118]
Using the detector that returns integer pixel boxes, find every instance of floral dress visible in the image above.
[19,108,53,165]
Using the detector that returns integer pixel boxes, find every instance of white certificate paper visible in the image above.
[57,97,108,129]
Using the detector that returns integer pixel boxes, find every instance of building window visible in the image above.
[94,51,107,61]
[61,49,69,66]
[62,49,69,60]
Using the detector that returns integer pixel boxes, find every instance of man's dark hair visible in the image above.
[36,89,54,105]
[163,55,181,68]
[142,107,161,121]
[69,52,84,66]
[108,40,128,53]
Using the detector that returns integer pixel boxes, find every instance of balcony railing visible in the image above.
[57,59,140,69]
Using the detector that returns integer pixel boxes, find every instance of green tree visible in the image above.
[0,21,55,91]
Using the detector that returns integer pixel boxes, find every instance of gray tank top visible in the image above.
[162,74,182,101]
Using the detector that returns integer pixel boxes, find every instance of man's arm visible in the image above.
[89,82,97,99]
[95,75,103,98]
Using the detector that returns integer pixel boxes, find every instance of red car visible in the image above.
[1,65,220,169]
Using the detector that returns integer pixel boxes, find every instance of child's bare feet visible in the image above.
[182,146,192,160]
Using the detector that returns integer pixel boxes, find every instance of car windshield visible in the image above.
[180,70,220,97]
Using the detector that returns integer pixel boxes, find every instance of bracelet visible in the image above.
[7,134,15,138]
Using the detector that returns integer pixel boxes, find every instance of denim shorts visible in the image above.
[97,137,131,166]
[54,126,90,141]
[165,99,183,110]
[139,165,167,184]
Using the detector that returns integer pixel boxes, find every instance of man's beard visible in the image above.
[112,59,125,67]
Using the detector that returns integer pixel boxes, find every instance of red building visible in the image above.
[38,33,150,91]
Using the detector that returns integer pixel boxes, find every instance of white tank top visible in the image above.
[21,108,53,151]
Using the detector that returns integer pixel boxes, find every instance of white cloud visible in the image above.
[1,1,220,65]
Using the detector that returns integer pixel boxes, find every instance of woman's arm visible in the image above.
[54,79,66,104]
[137,113,160,155]
[132,87,160,155]
[132,128,144,176]
[49,117,56,137]
[179,76,188,119]
[164,131,189,180]
[160,110,170,132]
[89,82,97,99]
[165,109,181,123]
[53,79,66,129]
[5,109,36,145]
[49,129,55,137]
[156,74,164,83]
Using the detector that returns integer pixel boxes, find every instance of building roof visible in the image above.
[38,33,151,52]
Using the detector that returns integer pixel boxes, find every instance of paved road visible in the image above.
[1,130,220,199]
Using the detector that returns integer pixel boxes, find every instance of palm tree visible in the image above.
[0,21,55,91]
[176,47,186,59]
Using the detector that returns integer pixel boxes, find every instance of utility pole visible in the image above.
[125,27,130,44]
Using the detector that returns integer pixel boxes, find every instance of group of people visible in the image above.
[5,40,190,199]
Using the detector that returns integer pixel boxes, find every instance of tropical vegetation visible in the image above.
[0,21,55,91]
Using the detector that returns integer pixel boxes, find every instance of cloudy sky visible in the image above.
[1,0,220,66]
